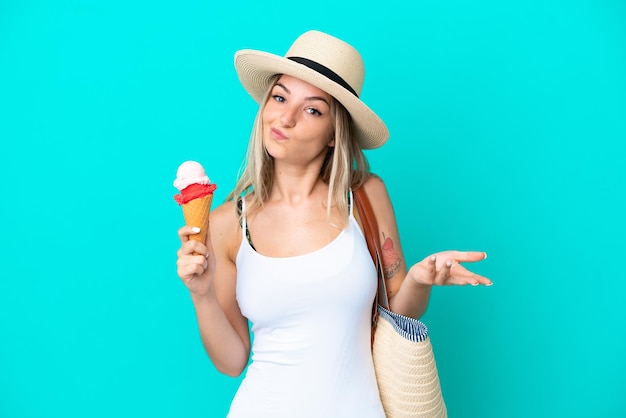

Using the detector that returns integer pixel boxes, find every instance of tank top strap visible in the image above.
[238,197,248,237]
[238,196,256,250]
[348,188,354,218]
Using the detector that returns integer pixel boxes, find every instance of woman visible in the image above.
[176,30,491,417]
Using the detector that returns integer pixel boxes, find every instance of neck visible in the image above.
[270,162,327,206]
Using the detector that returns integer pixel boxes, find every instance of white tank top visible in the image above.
[228,193,385,417]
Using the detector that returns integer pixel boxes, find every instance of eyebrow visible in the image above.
[274,82,330,106]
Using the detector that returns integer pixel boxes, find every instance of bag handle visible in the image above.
[353,185,390,315]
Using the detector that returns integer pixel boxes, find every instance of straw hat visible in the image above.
[234,30,389,150]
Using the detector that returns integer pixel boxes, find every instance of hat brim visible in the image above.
[234,50,389,150]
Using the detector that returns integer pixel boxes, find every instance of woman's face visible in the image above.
[262,75,334,166]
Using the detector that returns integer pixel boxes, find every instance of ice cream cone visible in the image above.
[174,161,217,254]
[181,193,214,244]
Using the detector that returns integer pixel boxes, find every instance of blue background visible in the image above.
[1,0,625,417]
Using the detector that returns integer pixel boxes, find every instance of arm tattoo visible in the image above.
[381,232,401,279]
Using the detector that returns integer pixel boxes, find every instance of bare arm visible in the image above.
[360,175,491,320]
[176,200,250,376]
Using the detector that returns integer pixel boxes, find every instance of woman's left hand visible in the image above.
[407,251,492,287]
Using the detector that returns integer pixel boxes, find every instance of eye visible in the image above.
[272,95,285,103]
[306,107,322,116]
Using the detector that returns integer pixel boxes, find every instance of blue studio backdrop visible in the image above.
[1,1,625,417]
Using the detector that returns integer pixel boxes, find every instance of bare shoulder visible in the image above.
[359,173,398,237]
[209,199,242,259]
[211,199,238,225]
[362,173,393,210]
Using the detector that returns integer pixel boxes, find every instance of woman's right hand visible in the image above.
[176,226,215,296]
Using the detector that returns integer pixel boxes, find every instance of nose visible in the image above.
[279,106,297,128]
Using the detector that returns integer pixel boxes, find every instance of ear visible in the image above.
[328,137,335,147]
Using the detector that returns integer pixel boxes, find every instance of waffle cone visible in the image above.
[181,193,214,245]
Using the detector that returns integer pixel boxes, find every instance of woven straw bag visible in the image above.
[353,186,447,418]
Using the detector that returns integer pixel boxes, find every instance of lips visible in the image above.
[270,127,288,140]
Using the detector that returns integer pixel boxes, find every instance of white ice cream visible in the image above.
[173,160,210,190]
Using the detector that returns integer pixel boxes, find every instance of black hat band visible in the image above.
[287,56,359,97]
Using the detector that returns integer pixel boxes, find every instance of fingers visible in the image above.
[408,255,442,286]
[176,225,212,282]
[176,240,209,278]
[444,251,491,286]
[434,258,454,286]
[176,237,209,258]
[446,263,492,286]
[176,253,209,281]
[446,251,487,263]
[411,253,492,287]
[178,225,203,243]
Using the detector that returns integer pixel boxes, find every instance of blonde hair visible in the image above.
[227,75,371,222]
